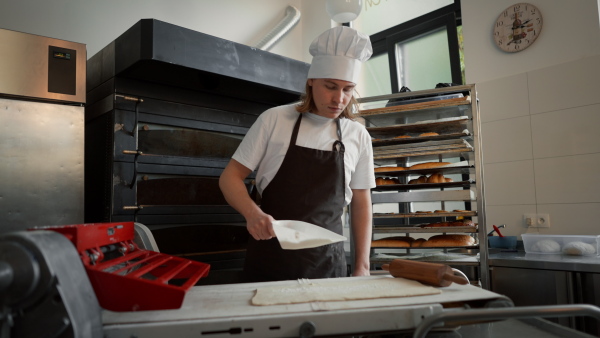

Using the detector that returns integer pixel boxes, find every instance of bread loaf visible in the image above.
[411,238,426,247]
[376,177,400,185]
[427,173,445,183]
[386,178,399,185]
[419,132,439,137]
[371,236,414,248]
[422,234,475,247]
[408,175,428,184]
[409,162,451,170]
[434,210,447,213]
[395,135,412,139]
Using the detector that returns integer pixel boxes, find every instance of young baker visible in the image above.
[219,26,375,282]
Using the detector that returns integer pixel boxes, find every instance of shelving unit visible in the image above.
[356,84,489,289]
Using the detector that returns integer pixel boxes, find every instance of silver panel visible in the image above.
[0,98,84,232]
[0,28,86,103]
[490,266,573,328]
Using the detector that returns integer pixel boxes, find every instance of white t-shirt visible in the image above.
[232,103,375,206]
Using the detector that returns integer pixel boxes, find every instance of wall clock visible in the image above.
[493,3,543,53]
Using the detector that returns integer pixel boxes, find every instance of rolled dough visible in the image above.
[563,241,596,256]
[252,277,442,306]
[531,239,561,253]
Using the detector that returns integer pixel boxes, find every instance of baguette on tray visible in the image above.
[409,162,451,170]
[375,166,406,172]
[371,236,414,248]
[421,234,475,247]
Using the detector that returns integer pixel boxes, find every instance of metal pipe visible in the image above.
[254,5,301,51]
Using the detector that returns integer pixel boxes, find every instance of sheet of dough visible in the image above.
[252,277,442,306]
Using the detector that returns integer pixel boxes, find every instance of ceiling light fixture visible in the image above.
[325,0,363,23]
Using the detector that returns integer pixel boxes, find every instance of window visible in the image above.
[359,1,463,96]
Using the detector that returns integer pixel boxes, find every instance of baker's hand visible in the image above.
[246,212,276,240]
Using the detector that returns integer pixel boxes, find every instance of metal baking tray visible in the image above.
[372,226,477,234]
[371,190,476,203]
[373,140,473,163]
[373,151,474,166]
[367,116,471,139]
[372,130,470,146]
[375,165,475,177]
[359,95,472,126]
[373,180,474,191]
[371,252,480,266]
[374,139,473,155]
[373,211,477,218]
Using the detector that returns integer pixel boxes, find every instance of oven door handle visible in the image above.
[122,150,144,189]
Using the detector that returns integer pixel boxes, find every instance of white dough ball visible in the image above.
[531,239,561,253]
[562,241,596,256]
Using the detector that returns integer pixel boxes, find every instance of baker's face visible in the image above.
[308,78,355,119]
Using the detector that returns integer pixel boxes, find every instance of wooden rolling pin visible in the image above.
[381,259,469,287]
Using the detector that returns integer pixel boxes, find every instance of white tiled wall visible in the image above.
[478,55,600,237]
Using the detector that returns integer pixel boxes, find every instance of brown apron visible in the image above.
[243,112,347,282]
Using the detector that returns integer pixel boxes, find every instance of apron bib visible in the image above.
[243,113,346,282]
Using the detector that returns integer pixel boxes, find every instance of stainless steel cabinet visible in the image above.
[0,28,86,233]
[490,266,600,335]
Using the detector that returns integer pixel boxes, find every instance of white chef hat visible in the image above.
[307,26,373,84]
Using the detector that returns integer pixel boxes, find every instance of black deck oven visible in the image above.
[85,19,309,283]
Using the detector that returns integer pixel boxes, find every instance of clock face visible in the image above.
[493,3,543,53]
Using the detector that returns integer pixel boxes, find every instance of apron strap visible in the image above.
[332,118,345,152]
[290,113,303,145]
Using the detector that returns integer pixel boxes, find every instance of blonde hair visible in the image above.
[295,81,359,120]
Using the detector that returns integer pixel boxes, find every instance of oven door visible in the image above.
[86,96,258,278]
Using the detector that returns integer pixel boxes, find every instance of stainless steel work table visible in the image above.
[489,250,600,273]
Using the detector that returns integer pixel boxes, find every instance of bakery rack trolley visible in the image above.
[355,84,490,289]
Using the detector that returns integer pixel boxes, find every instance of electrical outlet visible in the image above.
[537,213,550,228]
[523,214,536,227]
[524,213,550,227]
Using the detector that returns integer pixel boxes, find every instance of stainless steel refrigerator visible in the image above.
[0,28,86,232]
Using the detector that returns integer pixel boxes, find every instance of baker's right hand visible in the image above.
[246,212,276,240]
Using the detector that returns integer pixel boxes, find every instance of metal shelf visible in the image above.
[373,226,477,234]
[371,190,475,203]
[373,211,477,218]
[375,165,475,177]
[373,180,474,192]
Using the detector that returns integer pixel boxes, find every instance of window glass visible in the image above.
[357,53,391,99]
[354,0,453,35]
[395,27,452,91]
